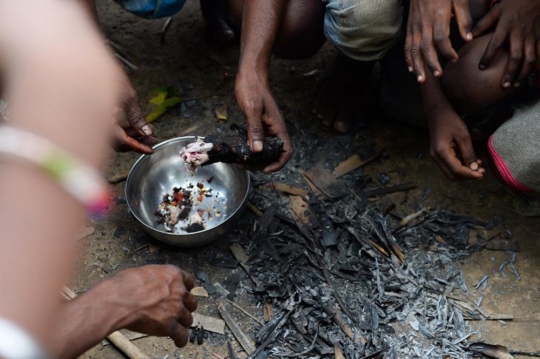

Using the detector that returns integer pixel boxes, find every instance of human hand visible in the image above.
[113,75,155,154]
[235,70,293,172]
[473,0,540,88]
[105,265,197,347]
[405,0,473,82]
[112,112,158,154]
[428,107,485,181]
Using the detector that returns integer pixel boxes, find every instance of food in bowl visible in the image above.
[154,179,223,233]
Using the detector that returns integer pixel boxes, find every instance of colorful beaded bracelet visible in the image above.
[0,125,112,218]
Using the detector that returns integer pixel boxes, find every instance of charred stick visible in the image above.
[322,267,358,326]
[362,182,416,198]
[218,302,256,355]
[318,299,364,346]
[227,341,240,359]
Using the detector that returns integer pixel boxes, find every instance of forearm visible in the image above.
[238,0,288,74]
[0,0,117,348]
[52,283,128,359]
[421,70,453,117]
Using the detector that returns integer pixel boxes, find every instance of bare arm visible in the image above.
[238,0,286,75]
[51,266,196,359]
[235,0,293,172]
[0,0,119,348]
[421,72,484,181]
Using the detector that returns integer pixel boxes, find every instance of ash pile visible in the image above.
[229,139,506,359]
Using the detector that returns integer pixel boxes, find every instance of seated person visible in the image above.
[230,0,540,195]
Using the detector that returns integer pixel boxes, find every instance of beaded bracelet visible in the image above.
[0,318,52,359]
[0,125,112,218]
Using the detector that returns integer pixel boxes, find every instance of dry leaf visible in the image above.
[191,286,209,297]
[215,105,228,121]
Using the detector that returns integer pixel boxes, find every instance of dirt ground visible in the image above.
[76,1,540,358]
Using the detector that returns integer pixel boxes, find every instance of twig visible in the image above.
[108,171,129,184]
[218,302,256,354]
[225,299,264,326]
[273,333,318,357]
[362,182,416,198]
[319,299,364,346]
[114,52,139,71]
[159,17,173,43]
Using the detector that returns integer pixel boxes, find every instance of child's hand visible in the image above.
[405,0,473,82]
[428,108,485,181]
[473,0,540,88]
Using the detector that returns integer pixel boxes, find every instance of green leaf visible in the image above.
[148,86,169,105]
[146,97,182,123]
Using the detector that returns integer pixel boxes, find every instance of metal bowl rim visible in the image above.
[125,136,250,236]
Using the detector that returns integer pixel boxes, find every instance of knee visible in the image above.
[489,102,540,194]
[324,0,402,61]
[273,0,326,59]
[442,34,514,114]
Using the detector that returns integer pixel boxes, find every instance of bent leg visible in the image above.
[324,0,403,62]
[228,0,325,59]
[488,100,540,194]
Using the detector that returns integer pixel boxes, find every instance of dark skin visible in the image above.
[422,1,523,181]
[405,0,540,86]
[228,0,325,172]
[51,265,197,359]
[79,0,156,155]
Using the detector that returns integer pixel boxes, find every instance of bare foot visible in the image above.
[312,53,374,133]
[200,0,237,44]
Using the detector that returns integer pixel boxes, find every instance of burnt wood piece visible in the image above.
[202,134,284,167]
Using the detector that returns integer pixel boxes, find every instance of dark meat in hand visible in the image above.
[180,134,284,174]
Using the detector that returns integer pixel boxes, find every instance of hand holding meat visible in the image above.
[235,70,293,172]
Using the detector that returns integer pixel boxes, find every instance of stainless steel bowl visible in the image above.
[125,136,250,247]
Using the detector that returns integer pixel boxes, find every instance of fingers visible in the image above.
[176,306,194,328]
[453,0,473,42]
[122,85,153,138]
[433,18,458,66]
[113,125,154,154]
[472,7,500,38]
[455,129,480,170]
[405,22,415,73]
[426,23,447,76]
[240,97,264,152]
[259,110,293,172]
[431,128,484,181]
[169,323,189,348]
[517,36,537,86]
[411,27,427,82]
[478,15,507,70]
[182,271,195,291]
[434,148,483,180]
[264,140,293,173]
[502,30,525,87]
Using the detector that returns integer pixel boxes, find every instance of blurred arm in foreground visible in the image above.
[0,1,196,358]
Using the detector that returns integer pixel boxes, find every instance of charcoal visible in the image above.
[231,144,508,359]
